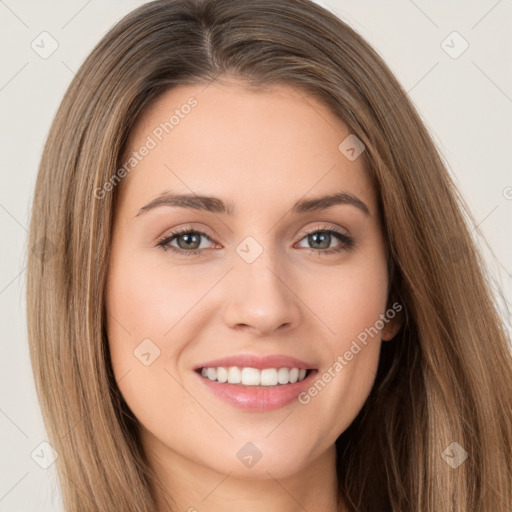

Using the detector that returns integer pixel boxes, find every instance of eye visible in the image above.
[156,225,354,257]
[295,226,354,254]
[156,227,216,256]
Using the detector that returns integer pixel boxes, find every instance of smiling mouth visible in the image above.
[196,366,314,386]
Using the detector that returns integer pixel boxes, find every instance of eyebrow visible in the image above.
[136,190,370,217]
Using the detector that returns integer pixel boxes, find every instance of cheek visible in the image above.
[105,247,221,363]
[104,251,206,433]
[105,250,183,390]
[294,248,389,441]
[105,247,226,403]
[303,248,389,349]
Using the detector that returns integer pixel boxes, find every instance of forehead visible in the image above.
[119,80,376,217]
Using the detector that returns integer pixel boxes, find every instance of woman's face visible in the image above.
[105,80,400,481]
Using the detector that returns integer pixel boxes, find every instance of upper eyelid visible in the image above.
[157,226,215,243]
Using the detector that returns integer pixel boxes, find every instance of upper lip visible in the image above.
[195,354,317,370]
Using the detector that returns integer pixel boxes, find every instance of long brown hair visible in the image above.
[26,0,512,510]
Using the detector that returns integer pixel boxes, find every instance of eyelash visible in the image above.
[156,225,354,257]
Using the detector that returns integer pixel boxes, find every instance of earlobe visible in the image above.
[381,311,404,342]
[382,322,400,341]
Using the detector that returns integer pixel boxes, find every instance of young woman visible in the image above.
[26,0,512,511]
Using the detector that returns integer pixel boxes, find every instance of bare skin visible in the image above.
[105,78,401,512]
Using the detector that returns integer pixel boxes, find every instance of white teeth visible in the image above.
[277,367,289,384]
[260,368,278,386]
[289,368,299,383]
[227,366,242,384]
[199,366,309,386]
[241,367,260,386]
[216,366,228,383]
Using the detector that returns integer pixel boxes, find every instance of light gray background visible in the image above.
[1,1,511,510]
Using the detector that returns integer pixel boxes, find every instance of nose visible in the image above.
[222,247,303,336]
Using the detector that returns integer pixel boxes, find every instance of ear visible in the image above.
[381,303,404,342]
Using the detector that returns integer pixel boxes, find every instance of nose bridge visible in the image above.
[222,234,302,334]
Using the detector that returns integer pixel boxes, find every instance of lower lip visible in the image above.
[196,371,317,411]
